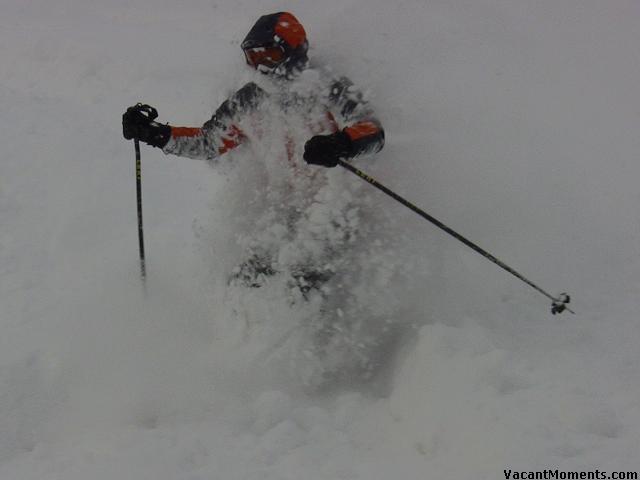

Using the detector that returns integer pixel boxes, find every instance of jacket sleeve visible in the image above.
[162,82,266,161]
[328,77,385,157]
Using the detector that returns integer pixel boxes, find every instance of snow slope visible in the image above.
[1,0,639,478]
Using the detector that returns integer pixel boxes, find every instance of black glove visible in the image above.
[122,104,171,148]
[303,131,353,168]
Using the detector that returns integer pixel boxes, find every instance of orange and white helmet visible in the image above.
[241,12,309,75]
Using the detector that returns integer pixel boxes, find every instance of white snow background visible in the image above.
[1,0,640,478]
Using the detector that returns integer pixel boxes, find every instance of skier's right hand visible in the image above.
[122,104,171,149]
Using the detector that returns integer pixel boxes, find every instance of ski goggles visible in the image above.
[243,45,286,68]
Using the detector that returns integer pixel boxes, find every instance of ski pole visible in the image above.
[128,104,157,284]
[337,159,574,315]
[135,138,146,282]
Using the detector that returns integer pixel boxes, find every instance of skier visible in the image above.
[122,11,384,169]
[122,13,401,385]
[122,11,387,291]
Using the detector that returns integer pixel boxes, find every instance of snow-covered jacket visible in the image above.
[162,70,385,162]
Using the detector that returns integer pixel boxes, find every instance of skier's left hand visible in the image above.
[303,131,353,168]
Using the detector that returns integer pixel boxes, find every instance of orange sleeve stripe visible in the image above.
[218,137,240,154]
[171,127,203,138]
[217,125,246,155]
[344,121,381,141]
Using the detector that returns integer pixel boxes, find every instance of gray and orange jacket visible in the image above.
[162,75,384,162]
